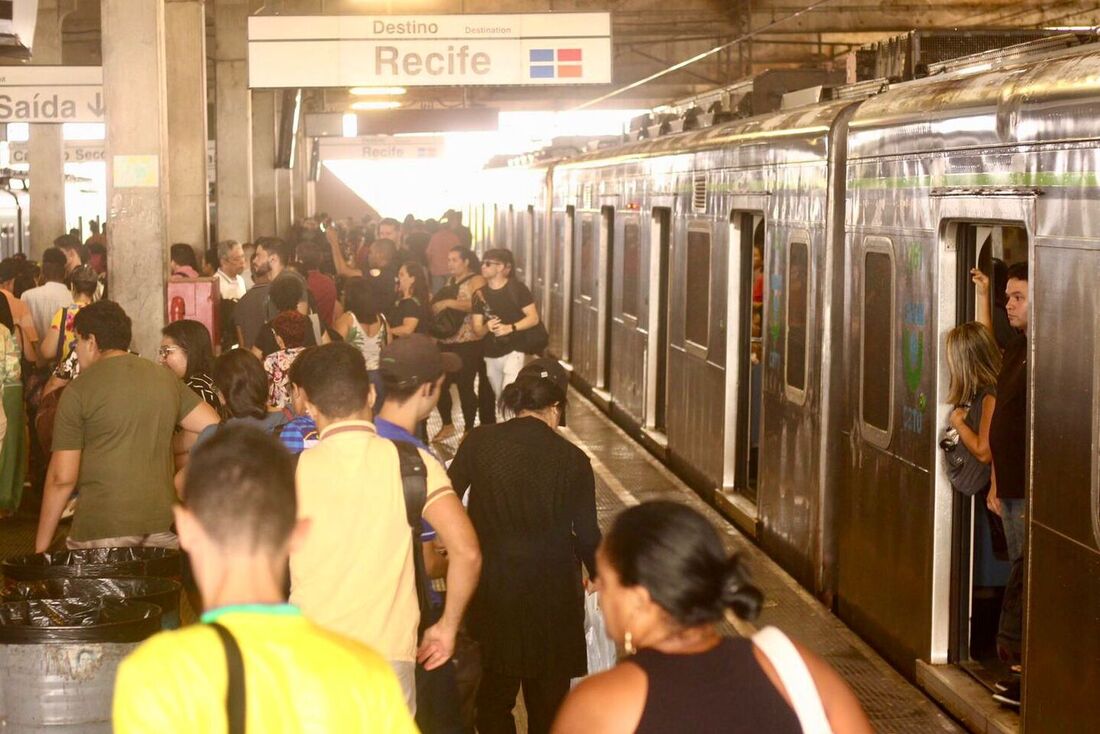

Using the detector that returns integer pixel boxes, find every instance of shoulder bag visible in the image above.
[209,621,246,734]
[942,391,991,496]
[752,626,833,734]
[430,274,475,340]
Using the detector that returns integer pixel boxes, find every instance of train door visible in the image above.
[571,209,601,385]
[513,206,527,283]
[644,207,672,435]
[609,211,645,421]
[596,206,615,392]
[560,206,575,361]
[941,219,1028,690]
[721,211,766,511]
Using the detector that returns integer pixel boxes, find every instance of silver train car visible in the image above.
[463,40,1100,730]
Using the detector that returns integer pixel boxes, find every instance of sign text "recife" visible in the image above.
[374,45,490,75]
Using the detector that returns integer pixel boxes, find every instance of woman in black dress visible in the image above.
[447,358,600,734]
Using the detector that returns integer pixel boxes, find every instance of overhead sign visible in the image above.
[306,109,499,137]
[248,13,612,88]
[319,136,445,161]
[0,66,104,123]
[7,140,106,164]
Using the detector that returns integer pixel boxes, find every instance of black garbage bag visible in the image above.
[0,598,162,643]
[0,577,181,620]
[1,547,181,583]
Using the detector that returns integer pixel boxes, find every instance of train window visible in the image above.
[552,213,564,288]
[861,241,895,441]
[684,226,711,348]
[785,238,810,397]
[622,217,641,317]
[580,214,595,297]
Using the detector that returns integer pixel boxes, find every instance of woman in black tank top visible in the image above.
[551,502,873,734]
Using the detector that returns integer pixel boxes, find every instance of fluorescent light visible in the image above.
[350,86,407,96]
[350,100,402,111]
[341,112,358,137]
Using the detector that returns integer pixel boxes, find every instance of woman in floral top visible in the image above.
[263,310,308,410]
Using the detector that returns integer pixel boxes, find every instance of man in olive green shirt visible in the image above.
[35,301,220,552]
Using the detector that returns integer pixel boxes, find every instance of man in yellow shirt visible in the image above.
[290,342,481,711]
[113,424,417,733]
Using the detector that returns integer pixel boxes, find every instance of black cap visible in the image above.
[379,334,462,385]
[518,357,569,393]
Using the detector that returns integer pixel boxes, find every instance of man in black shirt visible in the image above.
[985,261,1029,706]
[471,248,540,401]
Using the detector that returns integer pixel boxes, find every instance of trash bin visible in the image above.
[0,599,161,733]
[0,548,181,585]
[1,578,182,630]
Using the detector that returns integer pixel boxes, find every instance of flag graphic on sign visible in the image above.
[529,48,583,79]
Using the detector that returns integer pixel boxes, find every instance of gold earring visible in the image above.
[624,631,636,655]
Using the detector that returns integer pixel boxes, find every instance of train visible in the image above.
[461,35,1100,731]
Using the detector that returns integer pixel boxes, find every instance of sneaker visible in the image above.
[992,678,1021,708]
[431,424,456,442]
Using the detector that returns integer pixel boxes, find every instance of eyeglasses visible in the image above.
[481,261,502,268]
[157,345,184,359]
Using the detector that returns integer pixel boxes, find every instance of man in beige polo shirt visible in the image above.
[289,342,481,711]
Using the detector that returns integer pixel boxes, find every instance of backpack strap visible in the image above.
[393,440,432,628]
[752,626,833,734]
[208,622,246,734]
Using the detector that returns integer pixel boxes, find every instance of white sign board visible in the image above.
[7,140,106,164]
[248,14,612,88]
[0,66,104,123]
[319,136,445,160]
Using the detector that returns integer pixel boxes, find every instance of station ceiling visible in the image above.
[56,0,1100,112]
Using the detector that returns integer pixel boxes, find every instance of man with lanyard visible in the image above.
[375,335,466,733]
[113,424,417,732]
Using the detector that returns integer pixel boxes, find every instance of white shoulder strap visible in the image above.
[752,626,833,734]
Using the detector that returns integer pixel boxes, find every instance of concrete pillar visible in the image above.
[28,0,67,258]
[101,0,170,357]
[251,90,277,238]
[214,0,252,243]
[165,0,209,254]
[293,118,309,221]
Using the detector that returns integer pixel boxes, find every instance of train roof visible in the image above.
[848,41,1100,158]
[551,99,856,171]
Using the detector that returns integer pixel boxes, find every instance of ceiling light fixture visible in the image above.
[350,100,402,111]
[350,86,408,96]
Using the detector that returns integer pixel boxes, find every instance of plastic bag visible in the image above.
[0,598,162,643]
[1,546,181,582]
[584,591,617,675]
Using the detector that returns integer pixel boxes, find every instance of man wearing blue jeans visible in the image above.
[986,262,1029,708]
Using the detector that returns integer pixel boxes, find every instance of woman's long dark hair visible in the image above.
[400,260,431,306]
[0,291,13,333]
[212,348,268,420]
[603,502,763,627]
[162,319,215,380]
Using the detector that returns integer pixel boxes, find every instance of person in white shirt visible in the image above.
[215,240,248,302]
[21,248,72,344]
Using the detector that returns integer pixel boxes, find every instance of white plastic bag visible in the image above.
[584,591,617,675]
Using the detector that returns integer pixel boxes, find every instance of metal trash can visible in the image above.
[0,599,161,733]
[0,548,181,585]
[1,577,182,630]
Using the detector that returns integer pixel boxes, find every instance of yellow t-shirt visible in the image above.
[290,420,453,662]
[112,606,418,733]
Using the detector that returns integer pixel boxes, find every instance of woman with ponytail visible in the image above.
[552,501,873,734]
[448,358,600,734]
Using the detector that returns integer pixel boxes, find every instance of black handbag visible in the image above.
[942,391,992,496]
[429,275,474,340]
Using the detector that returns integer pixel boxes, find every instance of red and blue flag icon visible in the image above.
[529,48,583,79]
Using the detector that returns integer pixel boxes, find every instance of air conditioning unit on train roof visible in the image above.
[847,28,1084,83]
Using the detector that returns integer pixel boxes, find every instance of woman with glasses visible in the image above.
[472,248,541,402]
[158,319,219,471]
[158,320,219,410]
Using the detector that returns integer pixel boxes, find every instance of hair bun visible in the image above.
[717,554,763,621]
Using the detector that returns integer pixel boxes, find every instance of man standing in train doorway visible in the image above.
[984,261,1029,709]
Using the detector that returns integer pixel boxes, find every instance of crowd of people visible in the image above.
[0,213,870,733]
